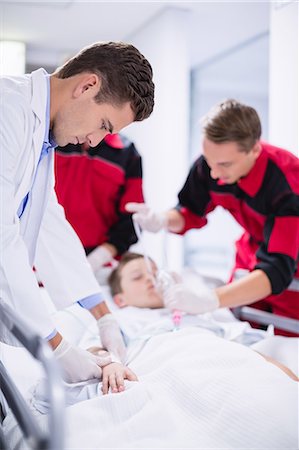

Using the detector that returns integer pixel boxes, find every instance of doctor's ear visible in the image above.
[113,293,127,308]
[73,73,101,98]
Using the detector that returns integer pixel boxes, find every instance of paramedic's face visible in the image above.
[203,138,261,184]
[115,258,164,309]
[52,74,134,147]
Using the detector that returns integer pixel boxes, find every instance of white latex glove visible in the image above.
[54,339,111,383]
[87,245,114,272]
[163,277,220,315]
[125,202,167,233]
[155,269,182,296]
[97,313,127,364]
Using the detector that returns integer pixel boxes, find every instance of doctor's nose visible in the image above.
[87,130,109,147]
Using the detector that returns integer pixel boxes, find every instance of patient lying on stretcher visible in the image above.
[101,252,298,381]
[31,252,298,414]
[5,259,297,450]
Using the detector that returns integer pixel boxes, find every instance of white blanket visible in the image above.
[4,326,298,449]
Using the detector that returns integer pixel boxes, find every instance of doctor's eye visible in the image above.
[100,121,108,131]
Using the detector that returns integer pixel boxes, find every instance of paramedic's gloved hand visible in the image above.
[163,279,220,315]
[97,313,127,363]
[125,202,167,233]
[155,269,182,296]
[87,245,114,272]
[54,339,111,383]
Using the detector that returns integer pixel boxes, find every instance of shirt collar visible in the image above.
[237,144,268,197]
[44,74,57,149]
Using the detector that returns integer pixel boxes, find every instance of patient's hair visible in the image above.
[54,41,155,122]
[108,252,145,296]
[201,99,262,152]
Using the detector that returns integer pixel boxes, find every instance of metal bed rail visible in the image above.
[202,274,299,334]
[234,306,299,334]
[0,298,65,450]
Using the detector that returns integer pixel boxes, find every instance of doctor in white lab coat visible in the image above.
[0,41,155,385]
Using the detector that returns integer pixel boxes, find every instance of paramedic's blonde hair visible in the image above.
[202,99,262,153]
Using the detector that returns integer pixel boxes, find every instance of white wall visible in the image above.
[123,7,191,270]
[269,1,298,155]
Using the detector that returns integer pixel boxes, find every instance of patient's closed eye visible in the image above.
[130,272,143,281]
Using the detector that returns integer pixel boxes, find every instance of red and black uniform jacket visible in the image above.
[176,142,299,299]
[54,134,144,256]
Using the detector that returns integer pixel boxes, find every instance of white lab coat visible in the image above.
[0,69,101,342]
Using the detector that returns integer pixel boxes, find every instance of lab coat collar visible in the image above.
[30,69,49,167]
[237,144,268,197]
[31,68,48,123]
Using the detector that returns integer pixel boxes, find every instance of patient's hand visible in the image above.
[101,363,138,395]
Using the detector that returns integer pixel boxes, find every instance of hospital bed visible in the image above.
[199,272,299,334]
[234,305,299,334]
[0,299,65,450]
[1,289,298,450]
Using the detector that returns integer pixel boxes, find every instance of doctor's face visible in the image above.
[52,96,134,148]
[114,258,164,309]
[203,138,261,184]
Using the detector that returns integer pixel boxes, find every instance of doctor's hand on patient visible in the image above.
[97,313,127,364]
[54,338,111,383]
[125,202,168,232]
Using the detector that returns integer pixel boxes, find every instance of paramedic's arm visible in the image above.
[166,209,185,233]
[215,270,272,308]
[87,243,117,272]
[125,204,186,233]
[126,156,211,234]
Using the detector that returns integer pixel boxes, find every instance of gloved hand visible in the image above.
[54,338,111,383]
[97,313,127,364]
[125,202,168,233]
[163,276,220,315]
[155,269,182,296]
[87,245,114,272]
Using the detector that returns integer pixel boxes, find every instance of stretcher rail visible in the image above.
[236,306,299,334]
[0,298,65,450]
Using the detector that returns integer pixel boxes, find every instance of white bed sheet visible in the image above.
[4,327,299,449]
[2,288,299,449]
[66,329,299,449]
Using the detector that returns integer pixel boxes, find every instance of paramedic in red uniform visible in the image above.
[126,99,299,336]
[55,133,143,276]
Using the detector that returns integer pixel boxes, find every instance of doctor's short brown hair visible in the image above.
[202,99,262,152]
[55,41,155,122]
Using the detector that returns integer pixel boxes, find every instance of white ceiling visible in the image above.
[0,1,270,70]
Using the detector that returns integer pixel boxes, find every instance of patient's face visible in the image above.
[115,258,164,309]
